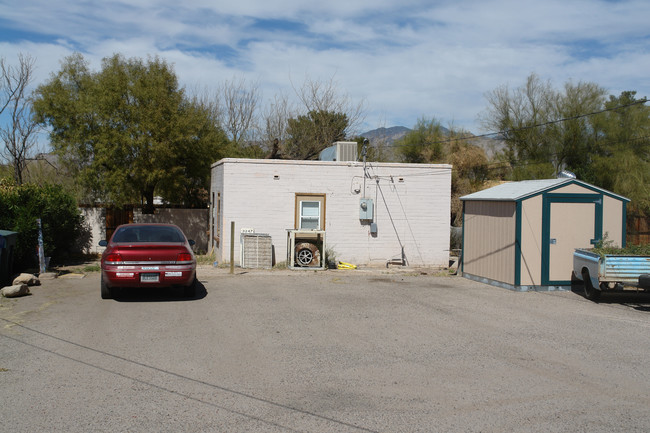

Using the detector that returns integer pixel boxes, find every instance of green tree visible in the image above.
[285,110,348,160]
[33,53,228,212]
[396,118,448,163]
[480,73,606,179]
[0,179,83,269]
[547,80,605,179]
[448,139,490,225]
[589,91,650,214]
[396,117,491,225]
[483,74,650,216]
[480,74,553,173]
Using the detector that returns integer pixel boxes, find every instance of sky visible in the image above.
[1,0,649,143]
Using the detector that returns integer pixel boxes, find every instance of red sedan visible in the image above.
[99,223,197,299]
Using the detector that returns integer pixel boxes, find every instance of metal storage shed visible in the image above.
[460,178,629,291]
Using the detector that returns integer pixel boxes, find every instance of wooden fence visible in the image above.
[627,214,650,245]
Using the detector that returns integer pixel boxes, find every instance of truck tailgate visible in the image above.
[602,255,650,285]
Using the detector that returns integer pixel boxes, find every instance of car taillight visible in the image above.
[177,252,192,262]
[105,253,123,263]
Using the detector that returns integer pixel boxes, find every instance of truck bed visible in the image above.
[574,248,650,300]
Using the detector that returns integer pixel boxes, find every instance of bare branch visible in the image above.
[293,75,366,137]
[0,53,40,184]
[259,91,295,153]
[221,77,260,144]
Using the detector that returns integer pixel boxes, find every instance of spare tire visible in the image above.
[295,242,321,267]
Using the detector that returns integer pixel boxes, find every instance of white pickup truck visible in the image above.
[573,248,650,300]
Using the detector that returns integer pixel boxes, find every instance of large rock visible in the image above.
[1,284,30,298]
[12,273,41,286]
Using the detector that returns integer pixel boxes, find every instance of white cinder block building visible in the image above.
[209,158,452,268]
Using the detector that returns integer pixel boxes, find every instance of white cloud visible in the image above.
[1,0,648,137]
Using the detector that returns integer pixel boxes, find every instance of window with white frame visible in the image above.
[299,200,321,229]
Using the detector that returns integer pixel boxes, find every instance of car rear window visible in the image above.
[112,226,185,243]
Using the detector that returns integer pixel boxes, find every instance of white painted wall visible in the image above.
[77,207,106,254]
[210,159,452,267]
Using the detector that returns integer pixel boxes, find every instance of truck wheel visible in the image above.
[639,274,650,290]
[582,269,601,301]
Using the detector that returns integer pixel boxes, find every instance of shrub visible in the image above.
[591,234,650,257]
[592,243,650,257]
[0,179,83,269]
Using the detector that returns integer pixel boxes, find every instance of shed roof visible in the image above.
[460,178,629,202]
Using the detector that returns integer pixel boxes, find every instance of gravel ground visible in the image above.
[1,266,649,432]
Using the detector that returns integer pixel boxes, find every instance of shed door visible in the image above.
[542,194,602,285]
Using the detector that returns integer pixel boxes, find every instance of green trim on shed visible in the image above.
[514,201,522,286]
[622,201,627,248]
[462,178,629,291]
[461,201,466,274]
[541,193,602,286]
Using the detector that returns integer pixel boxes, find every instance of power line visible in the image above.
[363,133,650,179]
[458,133,650,175]
[384,98,649,149]
[495,98,648,136]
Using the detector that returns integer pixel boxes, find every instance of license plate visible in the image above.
[141,273,159,283]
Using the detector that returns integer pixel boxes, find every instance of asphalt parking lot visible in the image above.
[1,266,649,432]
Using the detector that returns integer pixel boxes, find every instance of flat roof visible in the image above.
[211,157,452,170]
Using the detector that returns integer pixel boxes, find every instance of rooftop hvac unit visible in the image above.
[318,141,358,161]
[335,141,358,162]
[240,233,273,269]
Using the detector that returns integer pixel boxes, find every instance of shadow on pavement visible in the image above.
[571,283,650,311]
[112,280,208,303]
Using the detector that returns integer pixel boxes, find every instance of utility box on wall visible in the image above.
[360,198,373,221]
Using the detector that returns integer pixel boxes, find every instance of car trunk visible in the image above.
[114,243,188,263]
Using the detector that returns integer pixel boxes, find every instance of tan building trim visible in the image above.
[294,193,326,230]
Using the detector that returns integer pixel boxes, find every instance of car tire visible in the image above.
[184,277,197,298]
[294,242,320,267]
[100,275,112,299]
[582,269,601,301]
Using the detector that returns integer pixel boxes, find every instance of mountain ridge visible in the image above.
[360,125,504,158]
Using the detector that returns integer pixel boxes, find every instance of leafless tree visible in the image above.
[259,92,295,157]
[1,54,40,184]
[277,75,367,160]
[293,75,366,137]
[189,85,222,124]
[220,77,260,145]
